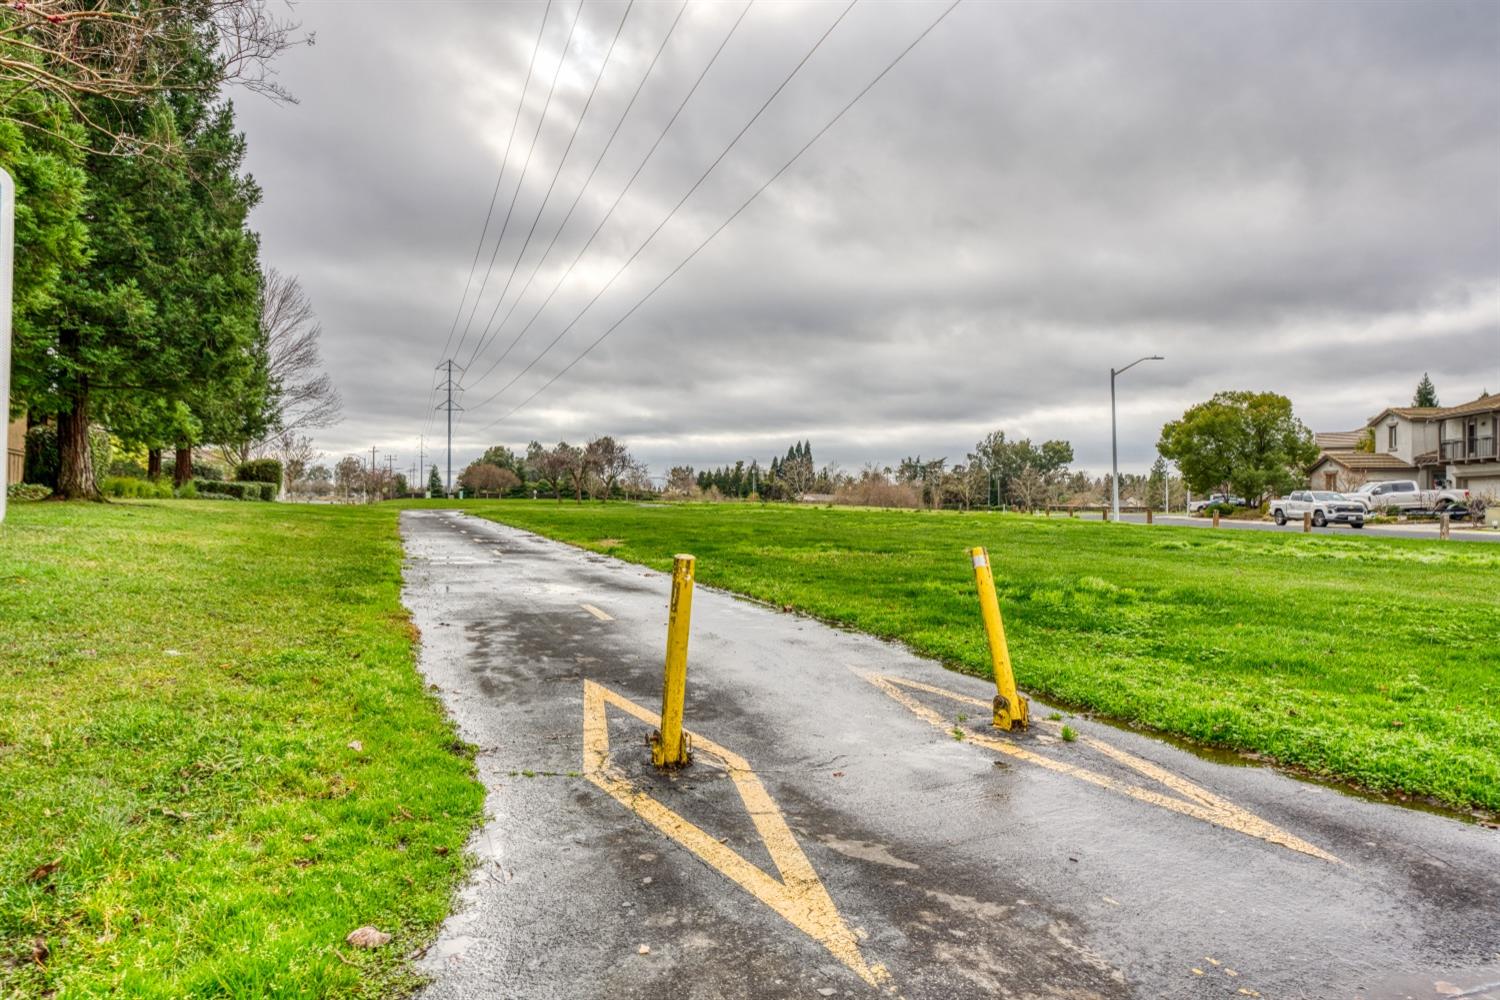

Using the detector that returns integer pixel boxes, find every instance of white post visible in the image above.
[1,169,14,524]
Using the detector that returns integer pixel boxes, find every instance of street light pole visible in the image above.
[1110,355,1164,522]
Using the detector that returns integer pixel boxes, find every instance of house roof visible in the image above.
[1312,450,1418,472]
[1367,406,1443,425]
[1364,393,1500,427]
[1433,392,1500,418]
[1315,430,1365,449]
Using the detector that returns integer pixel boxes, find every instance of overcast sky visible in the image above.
[235,0,1500,483]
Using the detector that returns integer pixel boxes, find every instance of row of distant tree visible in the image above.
[293,386,1355,510]
[2,2,331,499]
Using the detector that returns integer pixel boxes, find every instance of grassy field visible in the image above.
[0,502,483,997]
[454,500,1500,813]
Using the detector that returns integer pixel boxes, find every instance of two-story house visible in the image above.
[1310,392,1500,497]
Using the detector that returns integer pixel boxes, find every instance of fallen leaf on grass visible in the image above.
[31,937,49,966]
[347,740,363,752]
[26,859,61,883]
[345,926,391,949]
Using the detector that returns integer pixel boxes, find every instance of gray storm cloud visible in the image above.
[236,0,1500,478]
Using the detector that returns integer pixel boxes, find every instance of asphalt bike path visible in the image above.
[400,510,1499,1000]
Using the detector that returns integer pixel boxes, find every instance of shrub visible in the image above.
[100,476,175,500]
[23,426,59,488]
[175,481,199,499]
[1199,501,1238,517]
[6,482,52,502]
[252,481,276,501]
[236,459,283,493]
[193,479,257,500]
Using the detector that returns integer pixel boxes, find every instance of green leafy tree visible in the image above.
[1413,373,1439,408]
[428,465,444,497]
[11,36,265,498]
[970,432,1074,506]
[1157,391,1317,505]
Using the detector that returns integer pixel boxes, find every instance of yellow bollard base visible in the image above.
[648,730,693,768]
[992,692,1030,732]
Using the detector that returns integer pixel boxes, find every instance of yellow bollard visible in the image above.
[650,554,696,768]
[968,547,1029,731]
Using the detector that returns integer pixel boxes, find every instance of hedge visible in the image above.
[235,459,283,495]
[191,479,273,501]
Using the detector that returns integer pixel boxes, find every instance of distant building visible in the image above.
[1310,393,1500,495]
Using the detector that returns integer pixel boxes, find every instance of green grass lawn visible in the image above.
[0,501,483,997]
[450,500,1500,813]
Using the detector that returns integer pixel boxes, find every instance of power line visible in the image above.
[451,0,586,365]
[461,1,688,388]
[460,0,683,376]
[462,0,753,396]
[468,0,857,415]
[477,0,962,434]
[460,0,637,374]
[425,0,551,436]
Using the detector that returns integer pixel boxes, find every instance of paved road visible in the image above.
[1107,511,1500,543]
[401,510,1500,1000]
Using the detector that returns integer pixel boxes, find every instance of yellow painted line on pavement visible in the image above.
[865,674,1337,863]
[579,603,614,622]
[582,680,890,987]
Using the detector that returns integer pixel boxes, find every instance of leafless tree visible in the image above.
[333,454,363,499]
[562,442,595,502]
[584,436,634,500]
[274,430,316,485]
[459,462,519,496]
[620,461,653,500]
[0,1,308,153]
[1011,465,1048,512]
[261,268,341,435]
[526,441,571,501]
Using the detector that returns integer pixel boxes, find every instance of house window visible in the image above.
[1324,472,1337,489]
[1387,424,1397,450]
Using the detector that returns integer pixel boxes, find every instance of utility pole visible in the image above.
[386,454,396,500]
[417,436,426,498]
[435,360,464,496]
[369,445,378,501]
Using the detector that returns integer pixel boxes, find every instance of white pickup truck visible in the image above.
[1270,491,1367,528]
[1345,479,1469,512]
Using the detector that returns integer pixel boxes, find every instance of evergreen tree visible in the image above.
[428,465,444,496]
[1413,373,1439,408]
[12,34,265,497]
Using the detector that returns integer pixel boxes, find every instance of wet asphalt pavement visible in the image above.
[401,510,1500,1000]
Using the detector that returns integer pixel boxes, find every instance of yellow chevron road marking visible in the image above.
[865,674,1337,863]
[581,680,890,987]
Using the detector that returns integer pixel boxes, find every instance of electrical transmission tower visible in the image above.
[435,360,464,495]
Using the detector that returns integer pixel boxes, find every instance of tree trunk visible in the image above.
[174,445,193,487]
[56,393,98,499]
[147,448,162,481]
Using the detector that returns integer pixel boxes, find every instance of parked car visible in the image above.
[1188,493,1248,512]
[1345,479,1469,512]
[1270,491,1366,528]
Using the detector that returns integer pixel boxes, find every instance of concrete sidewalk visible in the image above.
[401,510,1500,1000]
